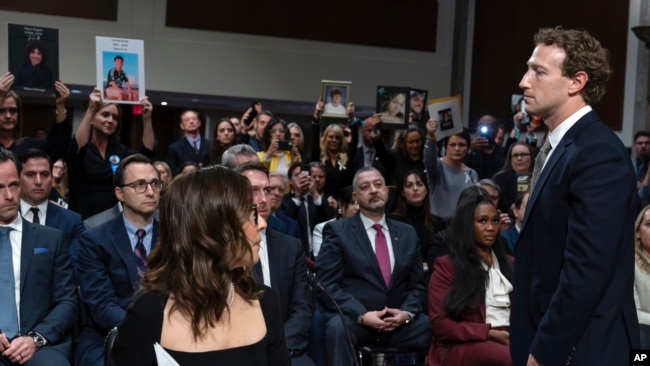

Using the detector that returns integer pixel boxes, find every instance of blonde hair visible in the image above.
[319,124,348,166]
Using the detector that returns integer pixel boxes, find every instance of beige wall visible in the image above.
[0,0,455,107]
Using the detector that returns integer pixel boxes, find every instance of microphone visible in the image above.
[305,273,361,366]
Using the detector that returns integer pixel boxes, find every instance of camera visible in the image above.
[278,140,293,151]
[300,163,311,175]
[478,125,494,148]
[243,101,260,127]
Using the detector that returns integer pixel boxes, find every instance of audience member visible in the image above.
[268,172,301,239]
[511,27,638,366]
[283,162,333,256]
[310,161,337,214]
[287,122,305,158]
[635,205,650,349]
[424,119,478,224]
[477,179,512,231]
[178,161,199,175]
[166,110,211,175]
[0,72,71,161]
[247,110,274,152]
[427,193,513,365]
[18,149,84,268]
[352,114,390,184]
[209,117,236,165]
[67,88,154,219]
[311,186,358,258]
[237,162,315,366]
[75,154,161,366]
[492,142,534,213]
[0,148,77,366]
[258,118,301,177]
[153,160,172,192]
[311,99,358,199]
[500,191,529,255]
[316,167,430,366]
[221,144,261,169]
[634,130,650,183]
[112,167,290,365]
[391,169,446,270]
[466,115,506,180]
[50,157,70,208]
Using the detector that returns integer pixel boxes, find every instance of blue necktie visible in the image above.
[0,226,19,338]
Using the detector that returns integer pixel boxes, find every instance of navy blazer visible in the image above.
[18,221,78,357]
[511,111,639,366]
[264,228,313,351]
[316,214,425,319]
[75,215,159,365]
[44,201,85,269]
[268,213,301,239]
[166,136,211,175]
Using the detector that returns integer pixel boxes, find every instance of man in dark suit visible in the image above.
[238,162,315,366]
[75,154,160,366]
[511,28,639,366]
[18,149,84,268]
[166,110,211,175]
[268,172,301,239]
[282,162,333,256]
[0,148,77,366]
[317,166,430,366]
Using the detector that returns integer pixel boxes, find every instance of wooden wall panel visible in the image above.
[470,1,629,130]
[166,0,438,52]
[0,1,117,21]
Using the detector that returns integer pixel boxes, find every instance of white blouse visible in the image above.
[482,250,513,327]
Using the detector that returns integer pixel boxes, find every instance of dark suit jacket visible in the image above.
[45,201,85,269]
[281,193,332,253]
[500,224,518,256]
[264,228,313,351]
[268,212,301,239]
[75,215,160,364]
[316,214,425,319]
[166,136,211,175]
[511,111,639,366]
[18,221,78,357]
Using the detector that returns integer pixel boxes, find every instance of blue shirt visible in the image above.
[123,215,154,254]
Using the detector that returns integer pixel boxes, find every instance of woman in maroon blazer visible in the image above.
[427,192,513,365]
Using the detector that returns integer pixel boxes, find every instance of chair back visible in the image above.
[104,327,119,366]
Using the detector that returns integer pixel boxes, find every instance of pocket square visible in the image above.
[33,247,48,254]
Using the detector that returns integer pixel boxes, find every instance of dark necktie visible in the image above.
[298,196,311,254]
[30,207,40,224]
[193,140,199,154]
[530,141,552,192]
[372,224,391,286]
[134,229,147,277]
[0,226,18,338]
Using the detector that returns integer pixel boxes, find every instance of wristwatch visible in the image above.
[27,331,47,349]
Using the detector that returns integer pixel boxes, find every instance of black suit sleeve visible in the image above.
[261,287,292,366]
[113,292,162,366]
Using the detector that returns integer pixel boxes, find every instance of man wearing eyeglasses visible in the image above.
[75,154,160,366]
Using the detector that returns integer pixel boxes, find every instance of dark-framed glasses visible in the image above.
[122,179,162,193]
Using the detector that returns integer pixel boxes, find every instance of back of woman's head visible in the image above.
[142,166,260,337]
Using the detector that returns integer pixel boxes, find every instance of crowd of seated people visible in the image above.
[2,60,648,366]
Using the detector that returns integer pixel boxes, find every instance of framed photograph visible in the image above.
[511,92,544,128]
[376,85,410,128]
[96,36,145,104]
[321,80,351,118]
[8,23,59,94]
[427,95,462,140]
[410,88,428,124]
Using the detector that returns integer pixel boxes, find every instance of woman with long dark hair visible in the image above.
[391,169,446,268]
[209,118,236,165]
[427,193,513,365]
[257,118,300,177]
[112,167,290,365]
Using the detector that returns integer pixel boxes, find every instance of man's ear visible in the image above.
[568,71,588,96]
[115,186,124,203]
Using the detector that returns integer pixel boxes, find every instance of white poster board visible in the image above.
[427,95,462,139]
[96,36,145,104]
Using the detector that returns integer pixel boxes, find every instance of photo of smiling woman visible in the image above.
[67,88,155,219]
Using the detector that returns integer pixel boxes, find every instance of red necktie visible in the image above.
[372,224,391,286]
